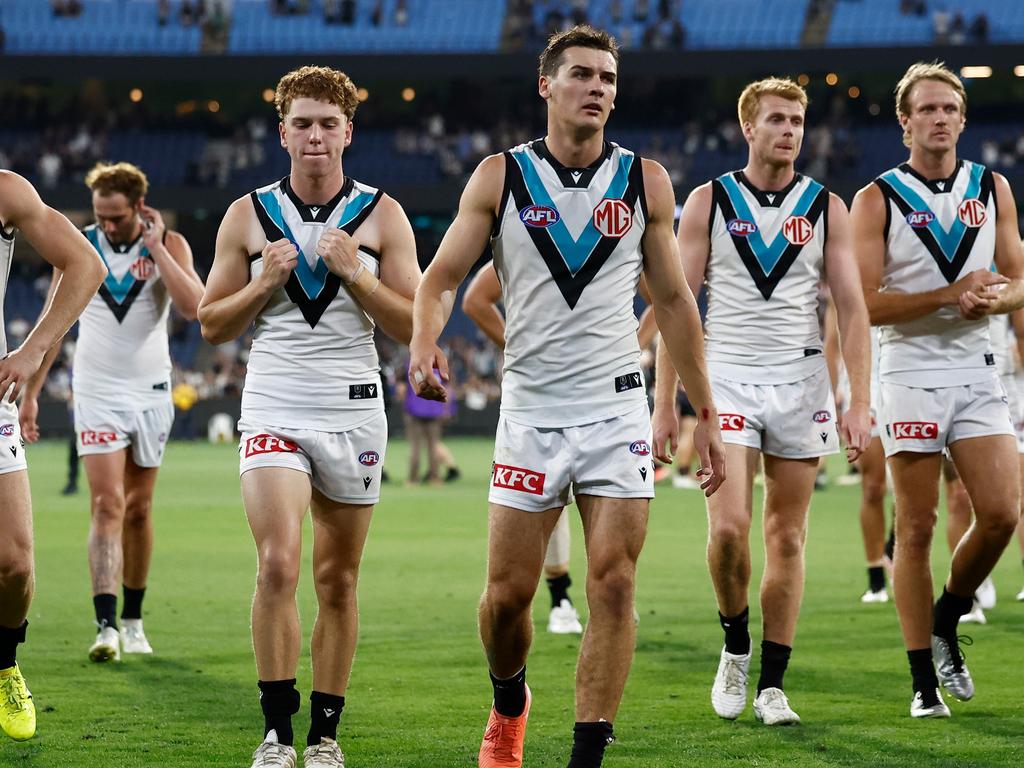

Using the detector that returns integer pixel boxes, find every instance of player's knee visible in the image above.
[484,577,534,618]
[124,497,152,530]
[313,563,359,610]
[586,560,636,615]
[862,479,887,505]
[0,552,33,594]
[896,515,936,554]
[766,526,805,561]
[709,519,748,553]
[91,490,126,527]
[255,550,300,596]
[976,506,1020,542]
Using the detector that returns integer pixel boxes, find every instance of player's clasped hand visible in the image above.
[316,229,362,281]
[952,268,1009,320]
[259,238,299,290]
[408,341,450,402]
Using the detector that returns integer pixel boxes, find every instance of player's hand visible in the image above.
[0,347,44,405]
[408,339,449,401]
[258,238,299,291]
[317,229,362,281]
[948,269,1008,308]
[651,404,679,464]
[958,281,1006,320]
[692,412,726,497]
[839,401,871,463]
[18,395,40,443]
[139,204,166,251]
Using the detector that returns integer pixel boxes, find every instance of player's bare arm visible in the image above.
[138,204,205,320]
[652,182,710,464]
[410,154,503,400]
[852,182,1008,325]
[0,171,106,404]
[462,260,505,349]
[823,193,871,461]
[198,196,297,344]
[18,271,63,442]
[641,162,724,495]
[963,173,1024,319]
[317,194,420,344]
[636,275,658,349]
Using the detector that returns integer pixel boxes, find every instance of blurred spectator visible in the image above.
[900,0,927,15]
[633,0,649,23]
[932,5,950,44]
[37,150,62,189]
[158,0,171,26]
[395,0,409,26]
[341,0,356,25]
[371,0,383,26]
[970,13,988,43]
[949,12,966,44]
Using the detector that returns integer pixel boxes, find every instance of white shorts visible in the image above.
[1002,373,1024,454]
[488,403,655,513]
[710,366,840,458]
[878,377,1015,457]
[0,401,28,476]
[238,412,388,505]
[74,399,174,468]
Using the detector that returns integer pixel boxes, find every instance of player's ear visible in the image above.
[279,121,288,149]
[135,197,145,212]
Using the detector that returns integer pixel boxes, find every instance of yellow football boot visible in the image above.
[0,664,36,740]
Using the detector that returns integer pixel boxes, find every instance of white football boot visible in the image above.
[303,737,346,767]
[251,731,296,768]
[547,599,583,634]
[88,625,120,663]
[711,647,750,719]
[753,687,801,725]
[119,619,154,654]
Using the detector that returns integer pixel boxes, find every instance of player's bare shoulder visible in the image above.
[0,170,40,225]
[465,153,507,214]
[218,193,265,258]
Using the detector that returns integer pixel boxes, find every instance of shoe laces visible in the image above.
[254,740,293,766]
[1,674,31,713]
[721,657,748,694]
[484,716,524,762]
[760,688,789,711]
[306,739,344,764]
[944,634,973,672]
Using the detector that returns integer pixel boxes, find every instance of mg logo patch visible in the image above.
[592,198,632,238]
[782,215,813,246]
[958,199,987,228]
[519,205,560,228]
[129,257,154,281]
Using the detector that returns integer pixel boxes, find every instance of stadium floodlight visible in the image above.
[1014,66,1024,77]
[959,66,992,79]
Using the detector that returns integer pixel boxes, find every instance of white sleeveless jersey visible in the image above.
[73,225,171,407]
[242,176,384,431]
[990,314,1015,376]
[0,219,13,359]
[492,140,647,427]
[875,160,997,386]
[703,171,831,384]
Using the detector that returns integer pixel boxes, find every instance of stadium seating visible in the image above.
[2,0,202,54]
[828,0,1024,46]
[228,0,506,53]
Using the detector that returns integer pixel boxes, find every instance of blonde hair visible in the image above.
[275,65,360,121]
[84,161,149,205]
[894,61,967,147]
[737,77,807,126]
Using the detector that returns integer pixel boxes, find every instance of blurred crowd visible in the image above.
[504,0,685,52]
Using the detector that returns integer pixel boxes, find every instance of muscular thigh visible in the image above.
[576,495,648,568]
[0,470,32,558]
[950,434,1020,514]
[487,502,563,586]
[242,466,312,552]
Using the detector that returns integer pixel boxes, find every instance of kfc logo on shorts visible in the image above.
[129,257,154,281]
[592,198,632,238]
[812,410,831,424]
[727,219,758,237]
[958,199,987,228]
[906,211,935,228]
[359,451,380,466]
[719,414,746,431]
[893,421,939,440]
[244,434,299,457]
[629,440,651,456]
[519,205,560,228]
[782,215,813,246]
[492,463,545,495]
[80,430,117,446]
[0,424,14,437]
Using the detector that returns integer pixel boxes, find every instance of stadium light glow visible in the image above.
[357,87,370,102]
[825,73,839,86]
[960,66,992,79]
[129,88,143,103]
[262,88,275,103]
[176,100,197,115]
[402,87,416,102]
[847,86,861,98]
[1014,66,1024,77]
[207,100,221,113]
[868,103,881,116]
[797,74,810,86]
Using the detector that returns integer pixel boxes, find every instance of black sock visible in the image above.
[490,666,527,717]
[259,679,300,746]
[933,587,973,639]
[757,640,792,693]
[547,573,572,609]
[93,593,117,630]
[0,622,27,669]
[908,648,939,702]
[121,586,146,620]
[719,607,750,655]
[868,566,885,593]
[307,691,344,747]
[567,721,614,768]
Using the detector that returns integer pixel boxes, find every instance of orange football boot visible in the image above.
[478,684,531,768]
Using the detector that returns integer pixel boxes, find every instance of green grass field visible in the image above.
[3,438,1024,767]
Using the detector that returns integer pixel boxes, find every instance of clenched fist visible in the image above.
[259,238,299,291]
[316,229,362,282]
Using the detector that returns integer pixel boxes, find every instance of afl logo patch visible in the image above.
[629,440,651,456]
[359,451,380,466]
[519,205,560,228]
[906,211,935,228]
[958,199,987,228]
[0,424,14,437]
[727,219,758,237]
[129,257,154,281]
[812,410,831,424]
